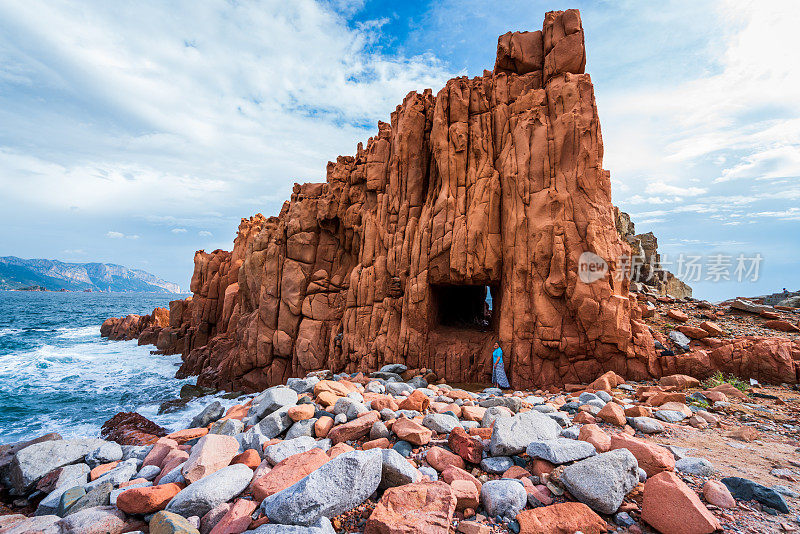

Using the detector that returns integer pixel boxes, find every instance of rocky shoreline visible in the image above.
[1,345,799,533]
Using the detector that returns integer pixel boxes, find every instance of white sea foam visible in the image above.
[0,327,23,337]
[55,325,100,339]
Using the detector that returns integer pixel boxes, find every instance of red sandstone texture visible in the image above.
[100,9,799,392]
[100,412,168,446]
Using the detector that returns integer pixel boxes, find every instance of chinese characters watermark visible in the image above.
[579,251,763,284]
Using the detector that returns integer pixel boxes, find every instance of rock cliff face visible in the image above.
[613,209,693,299]
[106,10,664,391]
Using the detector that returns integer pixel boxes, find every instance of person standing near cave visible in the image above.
[492,342,510,389]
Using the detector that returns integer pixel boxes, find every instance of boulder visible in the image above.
[150,510,202,534]
[720,476,789,513]
[166,464,253,517]
[327,411,380,444]
[609,433,674,477]
[259,449,382,526]
[702,480,735,509]
[85,442,123,469]
[182,434,240,484]
[55,506,126,534]
[421,413,462,434]
[558,449,639,514]
[642,471,721,534]
[489,410,561,456]
[448,427,483,464]
[480,479,527,520]
[264,436,317,465]
[516,502,608,534]
[190,401,225,429]
[117,483,182,515]
[365,481,456,533]
[250,447,330,501]
[526,439,596,464]
[379,448,421,490]
[9,438,105,493]
[392,417,432,446]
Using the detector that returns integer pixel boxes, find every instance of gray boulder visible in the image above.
[84,442,123,469]
[121,445,152,461]
[264,437,317,466]
[370,421,390,441]
[65,482,113,516]
[10,438,105,493]
[249,387,298,421]
[480,457,513,474]
[158,462,186,485]
[481,406,513,428]
[190,401,225,428]
[286,377,320,395]
[260,449,382,526]
[676,457,714,477]
[135,464,161,481]
[385,382,414,396]
[479,396,523,412]
[241,407,292,450]
[84,459,137,492]
[379,364,407,374]
[421,414,461,434]
[244,517,335,533]
[35,464,90,516]
[628,417,664,434]
[668,331,691,351]
[526,439,596,464]
[210,418,244,436]
[559,449,639,514]
[489,410,561,456]
[654,410,687,423]
[481,479,527,520]
[286,419,317,440]
[166,463,253,517]
[332,398,368,420]
[379,448,421,490]
[56,505,126,533]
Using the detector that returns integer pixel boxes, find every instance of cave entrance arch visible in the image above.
[426,282,501,384]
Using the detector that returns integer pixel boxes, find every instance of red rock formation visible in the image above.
[100,412,168,446]
[108,9,798,391]
[102,10,660,391]
[100,307,169,342]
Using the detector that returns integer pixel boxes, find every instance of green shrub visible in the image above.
[701,370,749,392]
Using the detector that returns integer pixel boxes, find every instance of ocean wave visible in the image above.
[55,325,100,339]
[0,327,23,337]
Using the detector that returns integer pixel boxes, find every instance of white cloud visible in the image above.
[171,228,187,234]
[717,145,800,182]
[106,231,139,239]
[198,230,213,237]
[0,0,453,220]
[645,183,707,196]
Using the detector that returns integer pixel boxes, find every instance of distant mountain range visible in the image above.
[0,256,182,293]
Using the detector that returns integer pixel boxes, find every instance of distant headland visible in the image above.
[0,256,182,293]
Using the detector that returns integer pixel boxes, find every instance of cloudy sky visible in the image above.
[1,0,797,300]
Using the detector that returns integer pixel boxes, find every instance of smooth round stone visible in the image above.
[480,457,514,474]
[419,466,438,481]
[393,441,413,458]
[654,410,687,423]
[676,457,715,477]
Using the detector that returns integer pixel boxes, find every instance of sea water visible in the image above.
[0,290,241,444]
